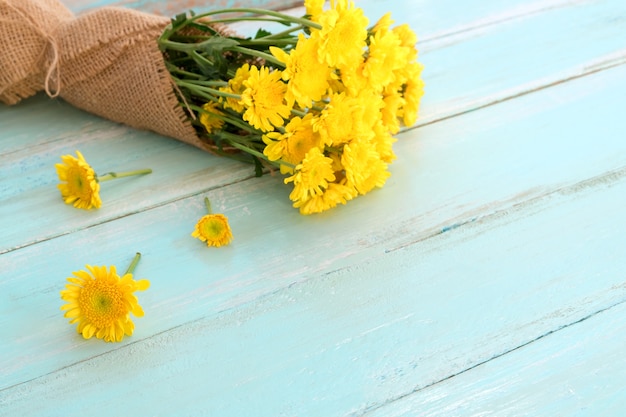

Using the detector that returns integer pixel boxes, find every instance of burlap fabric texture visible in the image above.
[0,0,209,150]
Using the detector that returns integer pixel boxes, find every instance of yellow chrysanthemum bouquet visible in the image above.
[2,0,423,215]
[159,0,424,214]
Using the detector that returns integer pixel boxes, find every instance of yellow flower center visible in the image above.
[192,213,233,247]
[68,167,89,196]
[201,217,226,239]
[78,278,127,329]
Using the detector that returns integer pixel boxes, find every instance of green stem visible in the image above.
[237,38,297,47]
[177,79,241,100]
[229,46,285,67]
[204,197,212,214]
[223,136,292,169]
[125,252,141,275]
[290,108,307,117]
[257,24,305,40]
[187,8,321,30]
[97,169,152,182]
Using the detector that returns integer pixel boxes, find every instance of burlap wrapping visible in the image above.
[0,0,209,150]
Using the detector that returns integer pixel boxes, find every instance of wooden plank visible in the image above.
[417,0,626,126]
[2,0,625,253]
[364,302,626,417]
[1,54,626,393]
[1,147,625,416]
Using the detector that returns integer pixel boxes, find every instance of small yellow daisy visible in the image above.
[313,0,369,69]
[192,197,233,247]
[285,146,336,204]
[342,138,391,195]
[55,150,101,210]
[55,150,152,210]
[270,34,331,108]
[263,113,321,173]
[60,253,150,343]
[240,66,291,132]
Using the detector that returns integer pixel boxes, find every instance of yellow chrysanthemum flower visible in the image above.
[392,23,419,61]
[304,0,325,22]
[372,12,393,35]
[314,0,369,69]
[55,150,101,210]
[342,139,391,195]
[295,182,356,215]
[363,29,409,91]
[55,151,151,210]
[220,63,251,113]
[199,102,225,133]
[285,147,336,204]
[339,61,368,96]
[263,113,321,173]
[314,90,382,146]
[313,92,360,146]
[240,66,291,132]
[60,256,150,343]
[399,62,425,127]
[372,121,397,163]
[270,34,331,108]
[192,197,233,247]
[381,88,405,134]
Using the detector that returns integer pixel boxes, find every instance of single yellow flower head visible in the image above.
[192,198,233,247]
[220,63,251,113]
[363,29,409,91]
[372,12,394,35]
[399,62,425,127]
[313,92,360,146]
[295,182,356,215]
[314,0,369,69]
[285,147,336,204]
[60,263,150,343]
[304,0,325,22]
[392,23,419,61]
[338,60,368,96]
[270,34,331,108]
[241,66,291,132]
[314,90,382,146]
[263,113,320,172]
[342,139,391,195]
[381,88,405,135]
[55,150,102,210]
[192,213,233,247]
[372,121,397,163]
[199,102,225,134]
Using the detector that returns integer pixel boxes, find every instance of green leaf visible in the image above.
[171,13,188,30]
[252,155,264,177]
[254,28,273,39]
[196,37,240,54]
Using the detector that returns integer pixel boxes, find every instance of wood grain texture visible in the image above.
[365,302,626,417]
[1,0,625,416]
[2,143,625,416]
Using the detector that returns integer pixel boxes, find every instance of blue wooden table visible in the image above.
[2,0,626,415]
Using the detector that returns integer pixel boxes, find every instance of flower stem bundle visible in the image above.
[159,0,425,214]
